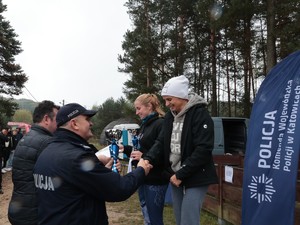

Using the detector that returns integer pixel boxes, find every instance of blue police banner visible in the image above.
[242,50,300,225]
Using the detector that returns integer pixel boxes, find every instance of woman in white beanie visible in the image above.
[144,75,218,225]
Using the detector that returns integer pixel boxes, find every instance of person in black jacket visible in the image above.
[2,127,15,172]
[33,103,152,225]
[0,127,9,194]
[1,128,11,173]
[5,128,19,170]
[121,94,169,225]
[8,100,60,225]
[144,75,218,225]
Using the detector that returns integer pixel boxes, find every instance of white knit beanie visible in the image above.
[161,75,189,99]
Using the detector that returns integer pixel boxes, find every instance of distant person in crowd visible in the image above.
[120,94,169,225]
[15,127,23,143]
[1,128,10,173]
[33,103,152,225]
[143,75,218,225]
[8,100,60,225]
[0,127,9,194]
[3,128,16,171]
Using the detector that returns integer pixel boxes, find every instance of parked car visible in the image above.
[212,117,249,155]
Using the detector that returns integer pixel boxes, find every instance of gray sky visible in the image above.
[3,0,130,108]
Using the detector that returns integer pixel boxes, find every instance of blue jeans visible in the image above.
[6,150,15,168]
[138,184,168,225]
[171,185,208,225]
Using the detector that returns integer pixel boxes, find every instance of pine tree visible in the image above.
[0,1,27,121]
[120,0,300,117]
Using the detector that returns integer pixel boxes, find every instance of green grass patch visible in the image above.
[106,191,219,225]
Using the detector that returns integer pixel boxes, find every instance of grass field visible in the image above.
[107,191,219,225]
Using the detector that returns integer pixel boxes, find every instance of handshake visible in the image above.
[98,154,153,176]
[137,159,152,175]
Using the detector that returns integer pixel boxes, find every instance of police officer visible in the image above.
[34,103,152,225]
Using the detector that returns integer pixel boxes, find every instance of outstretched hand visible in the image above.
[130,150,142,161]
[137,158,153,175]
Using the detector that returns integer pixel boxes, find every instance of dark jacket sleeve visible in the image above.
[0,133,9,149]
[71,153,146,202]
[123,145,133,158]
[142,127,164,166]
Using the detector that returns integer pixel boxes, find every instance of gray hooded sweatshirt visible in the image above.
[169,93,208,172]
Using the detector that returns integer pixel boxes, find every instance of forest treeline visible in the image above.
[1,0,300,135]
[118,0,300,117]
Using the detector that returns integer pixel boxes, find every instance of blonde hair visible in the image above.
[135,93,165,117]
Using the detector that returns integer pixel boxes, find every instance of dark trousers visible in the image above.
[2,148,10,168]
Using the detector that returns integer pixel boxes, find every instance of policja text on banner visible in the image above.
[242,50,300,225]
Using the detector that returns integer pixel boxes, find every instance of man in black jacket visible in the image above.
[8,100,60,225]
[33,103,152,225]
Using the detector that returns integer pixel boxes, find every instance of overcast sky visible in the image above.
[3,0,131,108]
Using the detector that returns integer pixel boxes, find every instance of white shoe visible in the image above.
[4,167,12,172]
[1,169,7,174]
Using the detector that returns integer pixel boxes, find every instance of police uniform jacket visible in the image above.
[33,128,146,225]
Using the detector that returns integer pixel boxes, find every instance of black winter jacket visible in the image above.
[0,132,8,156]
[33,128,146,225]
[124,114,169,185]
[8,125,54,225]
[144,104,218,188]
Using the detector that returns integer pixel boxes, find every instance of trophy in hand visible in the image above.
[132,135,139,150]
[131,128,140,151]
[105,129,122,173]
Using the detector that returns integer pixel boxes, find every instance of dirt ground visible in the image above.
[0,171,12,225]
[0,171,141,225]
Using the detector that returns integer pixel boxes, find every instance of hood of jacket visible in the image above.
[172,92,207,118]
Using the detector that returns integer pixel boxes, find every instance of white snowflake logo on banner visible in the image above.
[248,173,276,203]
